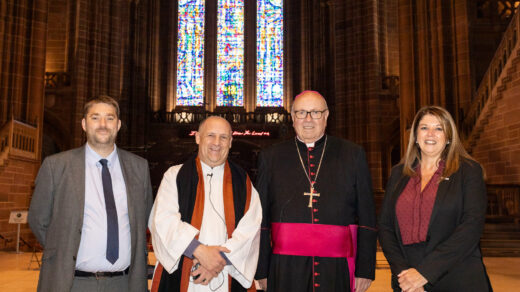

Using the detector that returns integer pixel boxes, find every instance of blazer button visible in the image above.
[73,256,76,261]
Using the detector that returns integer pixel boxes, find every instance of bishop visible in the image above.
[254,91,377,292]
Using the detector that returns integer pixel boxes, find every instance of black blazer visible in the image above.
[378,159,492,292]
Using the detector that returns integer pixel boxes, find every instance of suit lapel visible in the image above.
[117,149,137,259]
[392,174,411,246]
[72,147,87,228]
[391,168,454,251]
[427,176,451,235]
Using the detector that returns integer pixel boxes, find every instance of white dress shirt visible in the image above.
[75,143,131,272]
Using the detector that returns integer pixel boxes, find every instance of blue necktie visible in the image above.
[99,159,119,264]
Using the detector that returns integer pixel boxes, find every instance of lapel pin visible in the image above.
[444,177,450,181]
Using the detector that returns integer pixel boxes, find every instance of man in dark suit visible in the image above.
[28,95,153,292]
[255,91,377,292]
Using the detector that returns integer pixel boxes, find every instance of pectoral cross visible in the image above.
[304,186,320,208]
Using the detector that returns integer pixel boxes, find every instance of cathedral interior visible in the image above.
[1,0,520,258]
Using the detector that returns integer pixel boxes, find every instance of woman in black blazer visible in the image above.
[379,106,492,292]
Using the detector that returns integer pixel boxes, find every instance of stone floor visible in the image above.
[0,251,518,291]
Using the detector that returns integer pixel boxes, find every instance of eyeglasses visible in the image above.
[293,109,328,119]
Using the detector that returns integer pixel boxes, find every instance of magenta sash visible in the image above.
[271,223,358,292]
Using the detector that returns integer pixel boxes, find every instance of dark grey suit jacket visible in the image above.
[28,146,153,292]
[379,159,492,291]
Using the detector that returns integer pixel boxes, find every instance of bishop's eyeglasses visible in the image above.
[293,109,328,119]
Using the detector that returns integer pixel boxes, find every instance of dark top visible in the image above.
[379,159,493,292]
[255,135,377,292]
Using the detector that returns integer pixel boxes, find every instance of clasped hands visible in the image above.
[191,245,230,285]
[398,268,428,292]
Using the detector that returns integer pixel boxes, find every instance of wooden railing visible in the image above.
[152,107,292,125]
[462,11,519,140]
[0,119,38,166]
[486,184,520,225]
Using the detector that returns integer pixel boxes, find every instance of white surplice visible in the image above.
[149,161,262,291]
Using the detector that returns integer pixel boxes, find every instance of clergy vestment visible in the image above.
[149,156,262,292]
[255,135,377,291]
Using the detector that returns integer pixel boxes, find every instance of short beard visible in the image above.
[87,133,116,149]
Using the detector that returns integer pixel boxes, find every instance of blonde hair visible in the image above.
[402,105,475,178]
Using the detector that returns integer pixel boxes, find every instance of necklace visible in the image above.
[295,136,328,208]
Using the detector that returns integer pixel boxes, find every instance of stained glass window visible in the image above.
[256,0,283,107]
[176,0,205,106]
[216,0,245,107]
[175,0,284,108]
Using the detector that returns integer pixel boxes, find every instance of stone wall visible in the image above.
[0,157,39,250]
[472,85,520,184]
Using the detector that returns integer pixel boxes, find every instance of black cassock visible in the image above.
[255,135,377,291]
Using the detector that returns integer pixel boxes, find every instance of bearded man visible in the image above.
[29,95,153,292]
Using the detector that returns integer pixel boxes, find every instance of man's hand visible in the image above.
[398,268,427,292]
[193,245,230,276]
[191,260,214,286]
[355,277,372,292]
[257,278,267,290]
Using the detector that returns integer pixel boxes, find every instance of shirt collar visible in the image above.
[296,134,326,148]
[85,143,118,167]
[200,160,225,174]
[414,160,446,180]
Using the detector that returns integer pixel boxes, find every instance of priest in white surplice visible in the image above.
[149,116,262,292]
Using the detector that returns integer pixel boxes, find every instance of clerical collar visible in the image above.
[296,134,326,148]
[200,160,225,175]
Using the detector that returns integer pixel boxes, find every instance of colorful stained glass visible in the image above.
[216,0,245,107]
[257,0,283,107]
[176,0,205,106]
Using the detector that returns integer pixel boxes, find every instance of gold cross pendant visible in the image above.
[304,187,320,208]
